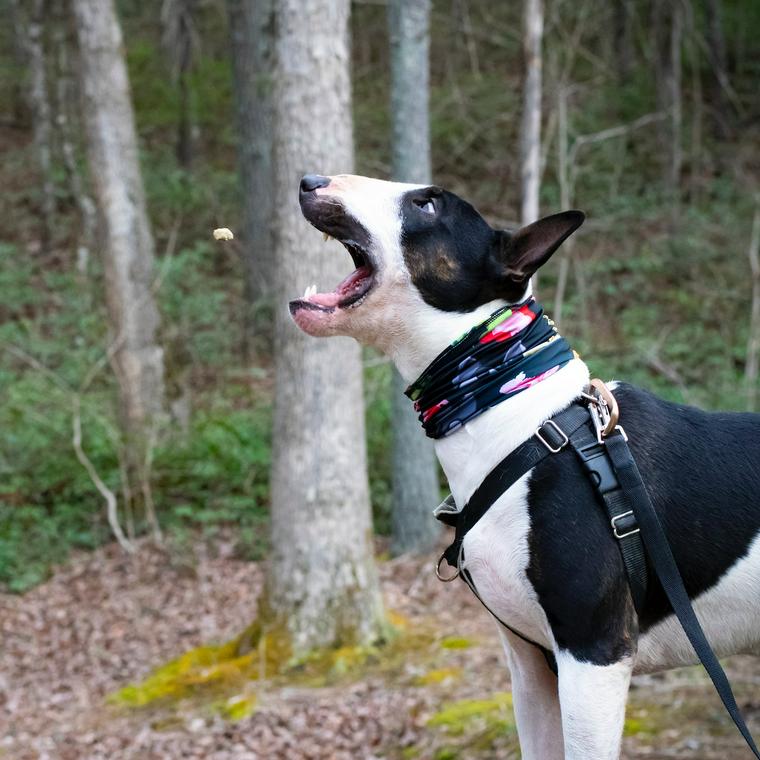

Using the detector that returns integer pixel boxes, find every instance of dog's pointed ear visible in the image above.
[492,210,585,283]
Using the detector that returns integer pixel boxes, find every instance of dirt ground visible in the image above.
[2,533,759,760]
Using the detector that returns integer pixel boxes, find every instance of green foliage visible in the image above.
[0,238,268,591]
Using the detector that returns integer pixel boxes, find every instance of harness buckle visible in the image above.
[535,419,569,453]
[611,510,640,539]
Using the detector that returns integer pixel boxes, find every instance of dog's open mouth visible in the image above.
[289,235,375,315]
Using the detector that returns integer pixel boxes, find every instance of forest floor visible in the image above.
[2,531,760,760]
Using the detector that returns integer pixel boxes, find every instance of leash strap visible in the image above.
[567,422,648,614]
[604,431,760,758]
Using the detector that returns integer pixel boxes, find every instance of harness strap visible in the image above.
[457,547,559,676]
[567,421,648,614]
[442,402,591,569]
[603,431,760,759]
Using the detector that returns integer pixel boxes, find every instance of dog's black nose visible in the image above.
[300,174,330,193]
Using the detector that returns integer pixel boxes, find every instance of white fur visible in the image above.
[556,652,632,760]
[499,626,565,760]
[636,530,760,672]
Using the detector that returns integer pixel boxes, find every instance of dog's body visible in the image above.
[291,174,760,759]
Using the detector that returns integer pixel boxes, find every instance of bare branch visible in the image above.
[72,396,135,553]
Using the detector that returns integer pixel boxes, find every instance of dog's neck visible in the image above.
[391,297,590,507]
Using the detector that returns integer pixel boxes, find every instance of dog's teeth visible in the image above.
[303,284,317,299]
[322,232,330,242]
[303,285,311,299]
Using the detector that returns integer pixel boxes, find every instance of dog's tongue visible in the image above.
[307,265,372,307]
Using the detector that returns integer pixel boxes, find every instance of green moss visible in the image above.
[414,667,462,686]
[439,636,473,650]
[428,693,515,736]
[219,693,257,721]
[112,640,254,707]
[623,707,662,737]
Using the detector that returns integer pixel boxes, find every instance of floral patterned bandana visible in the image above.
[405,299,576,438]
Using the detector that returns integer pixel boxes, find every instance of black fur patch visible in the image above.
[398,188,527,311]
[526,383,760,664]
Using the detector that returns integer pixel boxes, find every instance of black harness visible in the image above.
[437,391,760,758]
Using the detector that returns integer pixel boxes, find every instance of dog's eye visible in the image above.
[415,199,436,215]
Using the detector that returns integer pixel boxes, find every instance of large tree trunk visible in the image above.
[72,0,165,532]
[227,0,275,353]
[387,0,441,556]
[265,0,386,655]
[520,0,543,228]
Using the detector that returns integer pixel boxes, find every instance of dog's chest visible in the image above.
[461,473,554,649]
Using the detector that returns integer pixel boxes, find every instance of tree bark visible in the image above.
[72,0,166,530]
[520,0,543,228]
[227,0,275,353]
[387,0,441,556]
[266,0,386,656]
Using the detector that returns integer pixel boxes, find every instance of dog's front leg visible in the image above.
[498,627,564,760]
[556,651,633,760]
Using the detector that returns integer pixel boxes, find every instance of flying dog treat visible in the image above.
[213,227,234,241]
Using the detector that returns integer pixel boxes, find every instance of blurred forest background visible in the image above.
[2,0,760,756]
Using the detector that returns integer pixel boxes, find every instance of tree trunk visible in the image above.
[72,0,166,534]
[705,0,731,139]
[161,0,197,169]
[613,0,634,83]
[387,0,441,556]
[520,0,542,228]
[652,0,682,211]
[52,0,95,273]
[266,0,386,656]
[745,201,760,412]
[227,0,275,354]
[13,0,56,252]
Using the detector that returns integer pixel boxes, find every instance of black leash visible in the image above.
[603,430,760,758]
[439,394,759,756]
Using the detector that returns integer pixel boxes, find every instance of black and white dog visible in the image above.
[291,174,760,760]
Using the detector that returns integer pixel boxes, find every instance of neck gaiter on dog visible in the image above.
[405,299,576,438]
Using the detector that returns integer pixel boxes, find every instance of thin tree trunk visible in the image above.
[669,1,683,217]
[388,0,441,556]
[52,1,95,273]
[705,0,731,138]
[613,0,634,83]
[745,201,760,411]
[553,86,571,327]
[227,0,275,354]
[520,0,542,228]
[684,0,703,203]
[266,0,386,656]
[72,0,166,537]
[14,0,56,252]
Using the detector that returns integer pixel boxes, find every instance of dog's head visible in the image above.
[291,174,583,372]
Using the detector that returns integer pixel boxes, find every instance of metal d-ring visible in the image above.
[590,378,620,437]
[436,552,460,582]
